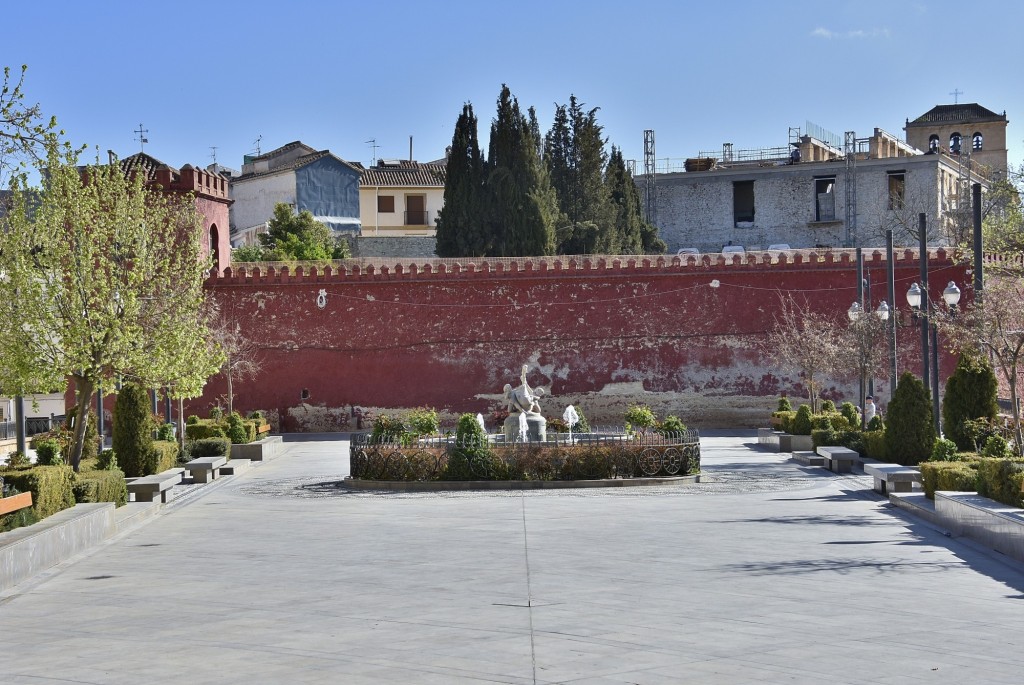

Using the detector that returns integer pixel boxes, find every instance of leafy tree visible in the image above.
[0,65,71,186]
[435,103,488,257]
[980,172,1024,273]
[258,203,350,261]
[486,85,557,257]
[764,294,844,413]
[0,147,224,471]
[112,383,155,478]
[939,276,1024,454]
[546,97,612,254]
[231,244,267,262]
[942,352,999,451]
[885,372,935,466]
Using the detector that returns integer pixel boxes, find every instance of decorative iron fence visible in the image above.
[0,416,64,441]
[350,430,700,482]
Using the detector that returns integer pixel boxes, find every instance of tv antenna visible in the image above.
[253,135,263,156]
[134,123,149,152]
[949,88,963,104]
[209,146,218,165]
[365,138,378,165]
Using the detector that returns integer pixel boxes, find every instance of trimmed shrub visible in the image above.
[885,372,935,466]
[840,402,859,428]
[981,435,1011,458]
[247,410,265,421]
[836,430,865,455]
[772,410,796,432]
[35,439,63,466]
[942,352,999,452]
[189,438,230,459]
[976,458,1024,507]
[145,441,180,474]
[930,438,960,462]
[96,449,118,470]
[5,451,30,467]
[72,467,127,507]
[820,399,836,413]
[862,430,887,461]
[406,407,440,437]
[625,404,657,433]
[226,413,250,445]
[658,415,687,436]
[867,415,884,432]
[113,383,155,477]
[812,412,851,431]
[185,423,227,440]
[1,465,75,520]
[445,413,495,480]
[812,427,837,448]
[208,407,224,421]
[921,461,979,499]
[157,423,176,442]
[371,414,406,442]
[792,405,813,436]
[777,397,792,412]
[186,415,200,425]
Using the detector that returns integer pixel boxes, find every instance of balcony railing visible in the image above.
[404,209,430,226]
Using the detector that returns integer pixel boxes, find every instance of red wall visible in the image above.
[191,250,969,429]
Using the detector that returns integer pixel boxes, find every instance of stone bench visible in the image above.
[184,456,228,484]
[791,450,824,467]
[816,446,859,473]
[126,468,185,503]
[219,459,251,476]
[864,463,921,494]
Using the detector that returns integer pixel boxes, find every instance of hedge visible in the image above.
[185,423,227,440]
[0,465,75,520]
[975,458,1024,508]
[920,461,979,498]
[862,430,887,461]
[72,469,128,507]
[189,438,230,459]
[146,441,181,474]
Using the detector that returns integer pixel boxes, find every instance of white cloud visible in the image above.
[811,27,890,39]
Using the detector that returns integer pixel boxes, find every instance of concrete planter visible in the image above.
[778,433,814,452]
[230,435,283,462]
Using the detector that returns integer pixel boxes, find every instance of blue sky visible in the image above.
[5,0,1022,173]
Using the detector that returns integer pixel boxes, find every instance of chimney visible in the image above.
[409,136,413,162]
[107,150,117,165]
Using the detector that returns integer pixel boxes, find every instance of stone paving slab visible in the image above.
[1,432,1023,684]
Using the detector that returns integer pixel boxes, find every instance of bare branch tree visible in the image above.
[207,302,262,416]
[764,293,845,413]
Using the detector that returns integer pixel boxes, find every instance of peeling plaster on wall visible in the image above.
[196,252,967,429]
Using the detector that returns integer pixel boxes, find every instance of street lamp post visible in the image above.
[848,298,890,429]
[905,279,961,435]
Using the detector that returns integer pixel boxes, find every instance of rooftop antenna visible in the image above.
[210,146,218,165]
[949,88,963,104]
[134,123,149,152]
[365,138,378,166]
[253,135,262,156]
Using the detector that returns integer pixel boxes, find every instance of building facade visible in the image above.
[905,103,1009,179]
[358,159,446,238]
[641,127,990,253]
[229,141,362,247]
[120,152,232,273]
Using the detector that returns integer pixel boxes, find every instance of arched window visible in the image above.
[973,132,983,151]
[209,224,221,271]
[928,135,939,152]
[950,132,962,154]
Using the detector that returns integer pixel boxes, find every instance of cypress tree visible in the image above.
[112,382,155,477]
[942,351,999,451]
[435,103,487,257]
[486,85,556,257]
[605,146,644,254]
[885,372,936,465]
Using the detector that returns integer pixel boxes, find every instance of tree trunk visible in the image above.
[1010,371,1023,456]
[227,371,234,416]
[177,397,185,451]
[70,375,95,473]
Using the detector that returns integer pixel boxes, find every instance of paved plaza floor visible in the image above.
[2,431,1024,684]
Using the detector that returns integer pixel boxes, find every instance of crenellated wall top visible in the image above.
[208,248,963,284]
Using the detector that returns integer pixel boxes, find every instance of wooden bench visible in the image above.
[184,456,228,484]
[864,463,921,494]
[126,468,185,503]
[816,446,859,473]
[791,450,824,467]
